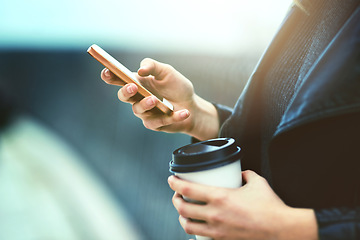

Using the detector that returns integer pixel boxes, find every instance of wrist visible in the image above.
[185,94,219,141]
[277,207,318,240]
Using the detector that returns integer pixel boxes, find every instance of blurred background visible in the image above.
[0,0,291,239]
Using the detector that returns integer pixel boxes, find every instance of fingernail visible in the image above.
[179,216,187,224]
[146,97,156,106]
[180,110,189,119]
[168,175,173,184]
[127,85,134,94]
[104,69,111,77]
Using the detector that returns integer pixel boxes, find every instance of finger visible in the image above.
[139,109,190,130]
[117,83,139,103]
[132,96,158,115]
[172,192,207,221]
[134,73,155,86]
[101,68,126,86]
[138,58,170,80]
[179,215,211,237]
[168,175,213,203]
[242,170,260,184]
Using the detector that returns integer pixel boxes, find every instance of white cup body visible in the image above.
[175,160,242,188]
[175,159,242,240]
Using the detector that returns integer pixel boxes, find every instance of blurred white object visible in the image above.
[0,116,143,240]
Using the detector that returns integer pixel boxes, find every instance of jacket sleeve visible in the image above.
[213,103,233,128]
[315,207,360,240]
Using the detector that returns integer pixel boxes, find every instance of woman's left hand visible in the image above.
[168,170,318,240]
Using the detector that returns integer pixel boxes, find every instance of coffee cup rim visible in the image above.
[169,138,242,173]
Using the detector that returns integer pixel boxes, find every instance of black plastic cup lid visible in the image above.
[170,138,241,173]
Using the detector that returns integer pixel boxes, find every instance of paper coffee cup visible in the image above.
[169,138,242,240]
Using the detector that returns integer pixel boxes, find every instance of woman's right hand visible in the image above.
[101,58,219,141]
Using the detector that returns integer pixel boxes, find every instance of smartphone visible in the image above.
[87,44,173,115]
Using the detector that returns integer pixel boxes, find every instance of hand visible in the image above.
[101,58,219,140]
[168,170,318,240]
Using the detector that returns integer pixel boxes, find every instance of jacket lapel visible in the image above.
[273,6,360,138]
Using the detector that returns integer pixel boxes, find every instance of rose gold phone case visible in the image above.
[87,44,173,115]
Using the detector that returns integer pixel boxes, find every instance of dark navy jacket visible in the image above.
[217,5,360,240]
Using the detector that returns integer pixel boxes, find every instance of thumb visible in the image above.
[242,170,260,184]
[138,58,170,79]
